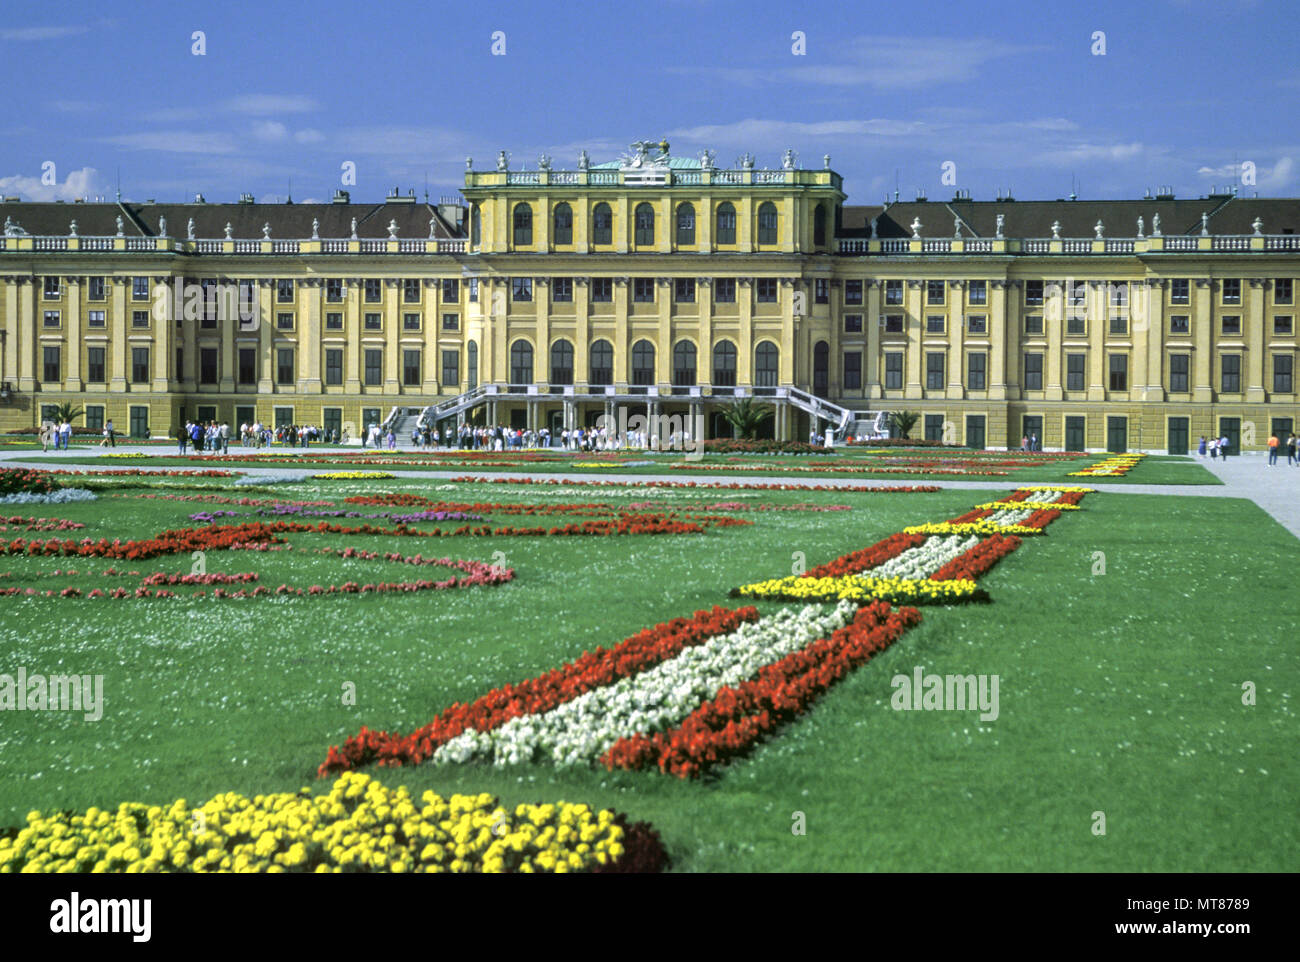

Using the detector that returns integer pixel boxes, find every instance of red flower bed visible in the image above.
[45,468,240,478]
[928,534,1021,581]
[444,476,941,494]
[0,468,59,496]
[319,605,760,774]
[0,517,85,533]
[600,601,922,778]
[802,532,927,578]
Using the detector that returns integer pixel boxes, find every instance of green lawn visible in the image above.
[0,476,1290,870]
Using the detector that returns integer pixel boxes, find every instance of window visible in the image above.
[843,352,862,390]
[364,312,381,331]
[1274,354,1293,393]
[43,276,61,299]
[276,349,294,385]
[1221,354,1241,393]
[43,346,60,382]
[552,278,572,303]
[132,276,149,301]
[403,350,420,386]
[883,314,904,334]
[550,340,574,385]
[926,352,945,389]
[510,340,533,384]
[884,352,903,389]
[1170,278,1190,305]
[1222,315,1241,335]
[470,206,481,246]
[756,278,777,303]
[131,347,150,384]
[277,279,294,303]
[1108,354,1128,391]
[325,349,343,386]
[441,278,459,303]
[403,312,420,331]
[676,203,695,246]
[967,315,987,334]
[1109,281,1128,307]
[88,276,105,300]
[672,341,697,386]
[1024,280,1043,306]
[277,312,293,330]
[364,279,381,303]
[441,313,459,331]
[85,406,104,432]
[1024,314,1043,335]
[591,203,612,245]
[326,312,343,330]
[590,277,612,302]
[1276,279,1294,305]
[364,349,382,386]
[926,315,945,334]
[715,278,736,303]
[633,278,654,303]
[844,280,863,305]
[675,278,695,303]
[402,279,420,304]
[968,280,987,305]
[1170,354,1190,393]
[1109,315,1128,335]
[88,309,106,328]
[590,339,614,385]
[326,278,344,302]
[552,203,573,245]
[1067,314,1086,336]
[1275,316,1294,335]
[441,349,459,387]
[1222,278,1241,304]
[238,349,256,384]
[715,203,736,244]
[87,347,105,383]
[1170,315,1190,334]
[1024,353,1044,391]
[713,341,737,386]
[756,202,778,244]
[468,278,479,302]
[512,277,533,302]
[634,203,654,246]
[200,347,218,384]
[967,352,986,390]
[927,280,946,306]
[844,314,863,333]
[1067,280,1087,310]
[885,279,904,305]
[754,342,779,387]
[813,204,827,247]
[322,408,342,438]
[815,279,830,305]
[513,203,533,246]
[1066,353,1085,391]
[43,310,60,328]
[924,415,945,442]
[631,340,655,386]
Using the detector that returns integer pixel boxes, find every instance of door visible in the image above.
[813,341,829,398]
[236,406,255,428]
[129,405,149,439]
[1167,417,1189,455]
[1218,417,1240,456]
[1022,415,1043,450]
[965,415,985,450]
[1064,416,1086,452]
[1106,416,1127,453]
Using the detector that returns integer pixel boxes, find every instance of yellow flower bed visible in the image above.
[0,772,627,874]
[1015,486,1096,493]
[975,501,1081,511]
[734,574,983,605]
[903,521,1044,536]
[101,453,150,459]
[1067,453,1144,477]
[311,471,397,480]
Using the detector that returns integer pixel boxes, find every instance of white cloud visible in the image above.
[251,120,289,141]
[0,166,99,201]
[294,129,325,144]
[1,25,89,41]
[222,94,318,115]
[101,131,239,154]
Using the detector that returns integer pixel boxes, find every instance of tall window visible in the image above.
[1024,280,1044,306]
[590,277,612,302]
[403,350,421,386]
[277,279,294,303]
[442,349,459,387]
[43,276,61,299]
[238,349,256,384]
[550,339,574,385]
[589,339,613,385]
[967,352,987,390]
[326,278,344,301]
[513,203,533,246]
[633,278,655,303]
[715,278,736,303]
[926,352,945,389]
[843,351,862,390]
[403,279,421,303]
[591,203,612,245]
[1221,354,1241,393]
[968,280,987,305]
[756,278,777,303]
[552,278,572,303]
[676,203,695,246]
[364,279,381,303]
[466,341,477,389]
[713,340,737,386]
[442,278,459,302]
[131,347,150,384]
[1170,354,1190,393]
[277,349,294,385]
[512,277,533,302]
[1274,354,1293,393]
[754,341,779,387]
[844,279,863,305]
[510,340,533,384]
[885,279,904,305]
[813,205,827,247]
[1108,354,1128,391]
[756,202,778,244]
[553,203,573,245]
[631,339,655,385]
[1276,278,1294,305]
[1170,278,1190,304]
[634,203,655,245]
[884,352,903,389]
[1066,353,1085,391]
[87,347,105,383]
[364,349,382,386]
[1222,278,1241,304]
[675,278,696,303]
[470,206,481,246]
[132,276,150,301]
[927,280,946,306]
[715,203,736,244]
[1024,353,1044,391]
[815,278,830,304]
[672,341,697,386]
[88,276,105,300]
[325,349,343,385]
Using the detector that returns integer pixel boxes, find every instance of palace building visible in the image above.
[1,140,1298,452]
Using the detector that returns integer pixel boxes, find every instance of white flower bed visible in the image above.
[0,488,97,504]
[433,601,856,768]
[868,535,980,580]
[991,490,1060,526]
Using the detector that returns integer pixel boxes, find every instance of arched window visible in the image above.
[713,340,737,386]
[592,203,612,245]
[552,203,573,245]
[467,340,478,390]
[631,339,655,385]
[673,340,697,386]
[757,202,778,245]
[634,203,655,246]
[676,203,696,246]
[550,339,574,385]
[813,204,827,248]
[716,202,736,245]
[470,206,481,247]
[813,340,829,397]
[755,341,779,387]
[510,339,533,384]
[589,339,613,385]
[513,203,533,246]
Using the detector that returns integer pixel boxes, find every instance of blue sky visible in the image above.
[1,0,1295,208]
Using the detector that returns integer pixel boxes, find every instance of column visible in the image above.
[1044,280,1063,401]
[1245,278,1266,402]
[865,277,881,399]
[383,280,399,389]
[535,277,550,388]
[904,280,923,399]
[109,277,128,392]
[779,278,795,387]
[989,280,1008,399]
[738,278,753,386]
[1087,280,1105,401]
[302,278,322,392]
[15,278,36,391]
[657,277,671,386]
[257,280,274,392]
[1143,279,1165,402]
[218,277,235,393]
[65,276,82,389]
[574,277,590,386]
[946,280,964,398]
[1192,278,1213,402]
[345,278,362,392]
[154,276,173,391]
[697,278,713,388]
[613,277,628,385]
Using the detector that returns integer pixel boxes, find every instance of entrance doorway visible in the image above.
[1167,417,1189,455]
[1106,416,1127,453]
[965,415,985,450]
[1064,416,1085,452]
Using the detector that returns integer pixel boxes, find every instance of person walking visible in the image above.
[1210,437,1218,460]
[59,419,72,451]
[39,421,53,452]
[1267,432,1279,465]
[177,422,189,455]
[1288,433,1298,466]
[1219,435,1230,462]
[1197,436,1207,457]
